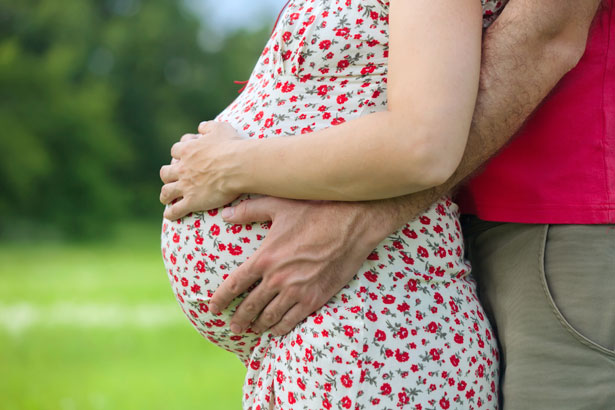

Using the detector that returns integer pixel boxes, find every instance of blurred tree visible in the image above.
[0,0,271,239]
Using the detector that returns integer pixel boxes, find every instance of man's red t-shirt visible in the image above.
[457,2,615,224]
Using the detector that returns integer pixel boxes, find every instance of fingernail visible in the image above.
[221,207,234,219]
[209,303,219,315]
[230,324,242,334]
[199,121,208,129]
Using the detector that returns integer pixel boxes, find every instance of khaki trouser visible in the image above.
[464,220,615,410]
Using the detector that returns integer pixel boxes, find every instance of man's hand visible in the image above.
[209,196,397,336]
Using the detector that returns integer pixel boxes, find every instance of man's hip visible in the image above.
[463,219,615,410]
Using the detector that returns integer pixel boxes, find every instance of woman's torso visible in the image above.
[163,0,508,281]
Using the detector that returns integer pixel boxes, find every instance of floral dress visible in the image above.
[161,1,507,409]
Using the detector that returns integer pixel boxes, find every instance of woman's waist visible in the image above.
[370,197,469,276]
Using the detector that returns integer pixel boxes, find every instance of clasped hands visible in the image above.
[159,121,395,336]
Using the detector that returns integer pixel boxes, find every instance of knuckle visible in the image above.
[261,311,277,325]
[227,279,241,295]
[253,252,273,272]
[242,302,257,314]
[180,133,192,142]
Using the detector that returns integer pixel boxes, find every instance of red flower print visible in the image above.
[419,216,431,225]
[230,224,243,234]
[454,333,464,344]
[403,228,418,239]
[380,383,392,395]
[338,59,350,69]
[434,292,443,304]
[450,355,460,367]
[317,85,329,96]
[209,224,220,236]
[228,244,243,256]
[264,118,274,128]
[172,233,180,243]
[406,279,418,292]
[458,381,467,391]
[282,31,291,42]
[365,310,378,322]
[397,327,408,339]
[336,27,350,37]
[181,277,189,287]
[440,398,450,409]
[288,392,296,404]
[395,349,409,362]
[430,348,440,361]
[398,392,409,405]
[367,251,379,260]
[364,271,378,282]
[341,374,353,388]
[428,321,438,333]
[319,40,332,50]
[417,246,429,258]
[397,302,410,312]
[254,111,264,121]
[375,329,386,341]
[341,396,352,409]
[297,378,306,391]
[382,294,396,304]
[337,94,348,104]
[281,81,295,93]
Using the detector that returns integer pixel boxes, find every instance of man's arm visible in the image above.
[210,0,603,336]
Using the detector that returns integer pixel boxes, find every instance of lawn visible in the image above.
[0,223,245,410]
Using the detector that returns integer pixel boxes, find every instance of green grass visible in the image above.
[0,223,245,410]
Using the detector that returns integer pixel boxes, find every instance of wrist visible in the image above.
[223,139,259,195]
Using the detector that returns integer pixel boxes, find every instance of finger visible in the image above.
[209,260,262,314]
[198,121,210,134]
[171,158,179,165]
[163,198,191,221]
[221,197,278,224]
[159,164,179,183]
[170,141,189,159]
[229,284,279,334]
[160,182,182,205]
[250,295,297,334]
[270,303,314,337]
[181,133,199,142]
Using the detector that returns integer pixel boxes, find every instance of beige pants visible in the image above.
[464,220,615,410]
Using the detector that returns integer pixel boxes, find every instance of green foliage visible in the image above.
[0,0,271,239]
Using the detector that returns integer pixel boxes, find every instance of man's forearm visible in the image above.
[369,0,602,232]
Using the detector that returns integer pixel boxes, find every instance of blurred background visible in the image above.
[0,0,284,408]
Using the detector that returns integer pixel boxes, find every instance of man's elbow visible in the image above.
[545,28,590,73]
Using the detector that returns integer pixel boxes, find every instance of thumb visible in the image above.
[221,197,275,224]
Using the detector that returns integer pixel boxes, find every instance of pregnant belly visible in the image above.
[161,194,268,305]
